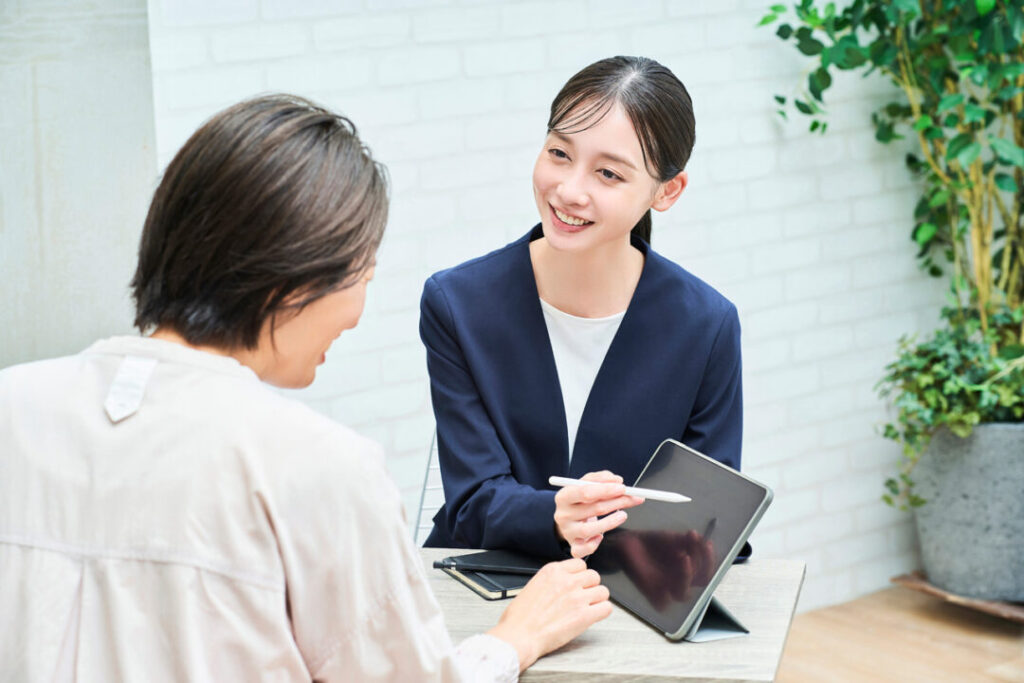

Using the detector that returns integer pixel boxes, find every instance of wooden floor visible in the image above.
[777,586,1024,682]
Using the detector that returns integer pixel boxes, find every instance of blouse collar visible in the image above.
[85,335,260,382]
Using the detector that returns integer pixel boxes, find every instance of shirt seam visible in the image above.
[83,348,257,382]
[0,533,284,591]
[305,567,420,677]
[696,306,734,384]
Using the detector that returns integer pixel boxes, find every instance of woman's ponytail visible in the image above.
[631,210,652,244]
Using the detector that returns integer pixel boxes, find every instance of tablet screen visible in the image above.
[587,440,770,636]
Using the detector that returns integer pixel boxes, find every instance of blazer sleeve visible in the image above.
[420,276,565,558]
[682,304,743,471]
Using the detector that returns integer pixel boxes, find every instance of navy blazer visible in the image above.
[420,225,743,558]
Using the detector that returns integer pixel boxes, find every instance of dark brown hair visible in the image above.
[547,56,696,244]
[131,94,388,349]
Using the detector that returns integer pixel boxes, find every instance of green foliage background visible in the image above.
[762,0,1024,507]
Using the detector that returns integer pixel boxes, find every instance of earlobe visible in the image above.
[651,171,688,212]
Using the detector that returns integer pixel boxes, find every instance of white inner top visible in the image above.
[539,298,626,462]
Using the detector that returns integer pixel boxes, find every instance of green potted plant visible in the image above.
[762,0,1024,600]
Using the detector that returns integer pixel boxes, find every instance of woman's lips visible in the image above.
[550,204,593,233]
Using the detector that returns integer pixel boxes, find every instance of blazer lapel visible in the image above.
[569,235,655,478]
[499,225,570,474]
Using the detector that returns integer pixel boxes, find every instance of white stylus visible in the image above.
[548,476,691,503]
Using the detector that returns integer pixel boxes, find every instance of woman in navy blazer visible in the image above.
[420,57,742,560]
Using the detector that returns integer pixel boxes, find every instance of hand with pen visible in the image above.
[553,470,646,558]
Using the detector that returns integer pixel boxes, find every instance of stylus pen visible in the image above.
[548,476,691,503]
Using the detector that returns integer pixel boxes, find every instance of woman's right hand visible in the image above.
[554,471,645,558]
[487,558,611,672]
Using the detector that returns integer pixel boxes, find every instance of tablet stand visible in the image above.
[682,596,749,642]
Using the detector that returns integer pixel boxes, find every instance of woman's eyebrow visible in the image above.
[551,131,575,147]
[597,152,637,172]
[550,131,638,171]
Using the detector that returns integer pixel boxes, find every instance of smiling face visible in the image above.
[532,102,685,255]
[255,265,375,388]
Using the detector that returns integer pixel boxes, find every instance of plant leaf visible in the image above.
[976,0,996,15]
[970,64,990,86]
[808,67,832,101]
[937,93,965,112]
[963,104,987,124]
[945,133,973,162]
[991,137,1024,167]
[1012,8,1024,42]
[928,190,949,208]
[914,222,938,245]
[956,141,981,167]
[891,0,921,17]
[797,36,825,55]
[913,114,933,131]
[995,173,1018,192]
[998,344,1024,360]
[796,27,825,55]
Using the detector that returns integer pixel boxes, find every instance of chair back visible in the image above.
[413,431,444,545]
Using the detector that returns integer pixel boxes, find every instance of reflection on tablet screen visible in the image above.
[587,440,769,636]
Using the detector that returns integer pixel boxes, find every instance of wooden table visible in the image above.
[423,548,805,682]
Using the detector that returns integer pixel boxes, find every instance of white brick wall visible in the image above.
[1,1,156,369]
[146,0,945,612]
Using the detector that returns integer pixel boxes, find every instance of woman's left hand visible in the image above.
[553,470,645,558]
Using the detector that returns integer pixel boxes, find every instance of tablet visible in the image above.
[587,439,772,641]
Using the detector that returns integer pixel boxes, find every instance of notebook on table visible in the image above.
[433,549,546,600]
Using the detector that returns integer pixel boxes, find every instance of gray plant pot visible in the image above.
[913,423,1024,601]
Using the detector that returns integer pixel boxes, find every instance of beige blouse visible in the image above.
[0,336,517,682]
